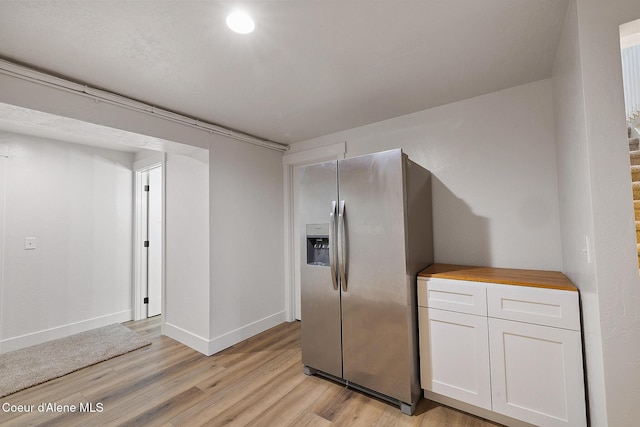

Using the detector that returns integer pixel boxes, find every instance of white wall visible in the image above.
[164,152,211,353]
[0,132,134,352]
[0,141,8,354]
[552,2,606,424]
[208,137,286,354]
[289,79,563,271]
[0,72,287,356]
[553,1,640,425]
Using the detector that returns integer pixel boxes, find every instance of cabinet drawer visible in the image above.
[418,278,487,316]
[487,284,580,330]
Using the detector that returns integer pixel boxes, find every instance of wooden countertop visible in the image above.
[418,264,578,292]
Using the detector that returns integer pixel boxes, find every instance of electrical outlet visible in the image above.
[25,237,37,250]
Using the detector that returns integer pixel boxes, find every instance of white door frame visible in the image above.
[282,142,345,321]
[133,153,166,326]
[146,165,163,317]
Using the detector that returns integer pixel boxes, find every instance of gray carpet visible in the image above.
[0,323,151,397]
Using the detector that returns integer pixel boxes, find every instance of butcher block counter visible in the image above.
[417,263,586,427]
[418,263,577,291]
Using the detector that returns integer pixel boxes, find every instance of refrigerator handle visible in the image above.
[329,201,339,291]
[338,200,347,292]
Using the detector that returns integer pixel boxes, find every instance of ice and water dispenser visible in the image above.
[306,224,330,266]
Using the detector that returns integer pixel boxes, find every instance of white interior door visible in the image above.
[146,166,162,317]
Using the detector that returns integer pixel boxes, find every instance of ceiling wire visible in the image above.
[0,58,289,152]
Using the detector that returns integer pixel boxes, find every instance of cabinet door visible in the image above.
[489,318,587,427]
[419,307,491,409]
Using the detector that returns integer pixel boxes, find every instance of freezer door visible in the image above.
[298,161,342,378]
[338,149,413,403]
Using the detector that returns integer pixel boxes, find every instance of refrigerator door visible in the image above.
[338,149,413,403]
[298,161,342,378]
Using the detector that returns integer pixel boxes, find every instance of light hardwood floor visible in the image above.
[0,317,503,426]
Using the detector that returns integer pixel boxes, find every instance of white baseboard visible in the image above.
[0,310,133,354]
[161,311,288,356]
[163,322,210,355]
[207,311,287,356]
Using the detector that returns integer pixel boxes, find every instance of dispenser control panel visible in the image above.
[306,224,330,266]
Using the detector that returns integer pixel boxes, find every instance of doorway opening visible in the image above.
[620,19,640,273]
[134,153,165,320]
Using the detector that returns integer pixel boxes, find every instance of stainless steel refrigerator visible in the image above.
[299,148,433,415]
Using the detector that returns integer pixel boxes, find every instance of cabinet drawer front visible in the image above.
[487,284,580,330]
[418,278,487,315]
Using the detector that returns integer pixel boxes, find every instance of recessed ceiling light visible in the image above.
[226,10,255,34]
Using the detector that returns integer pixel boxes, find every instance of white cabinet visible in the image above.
[418,277,487,315]
[417,265,587,427]
[486,283,581,330]
[489,317,586,427]
[419,306,492,409]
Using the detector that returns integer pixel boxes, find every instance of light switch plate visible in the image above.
[25,237,37,250]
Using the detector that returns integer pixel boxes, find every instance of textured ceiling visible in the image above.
[0,102,208,158]
[0,0,569,145]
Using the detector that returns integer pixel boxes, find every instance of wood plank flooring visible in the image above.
[0,317,503,426]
